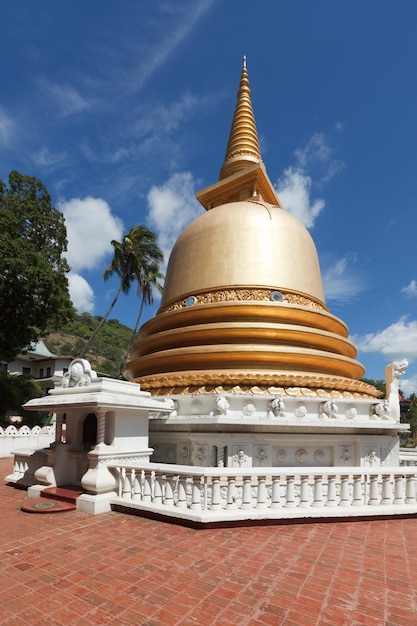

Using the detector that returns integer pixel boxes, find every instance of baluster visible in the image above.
[405,474,417,504]
[298,475,310,507]
[226,476,237,509]
[142,470,153,502]
[352,475,363,506]
[284,475,296,508]
[339,475,350,506]
[164,476,175,506]
[240,476,253,509]
[393,475,405,505]
[368,474,379,505]
[326,475,337,507]
[270,476,281,509]
[256,476,267,509]
[13,458,20,477]
[312,475,324,507]
[153,472,163,504]
[381,474,392,505]
[122,470,132,499]
[176,475,188,508]
[190,476,202,510]
[210,476,222,510]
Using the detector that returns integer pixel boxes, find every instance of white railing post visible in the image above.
[405,474,417,504]
[153,472,163,504]
[381,474,392,505]
[270,476,281,509]
[393,475,405,505]
[284,476,296,508]
[122,470,131,499]
[368,474,379,505]
[298,475,310,507]
[226,476,237,509]
[256,476,267,509]
[176,475,188,508]
[240,476,253,509]
[164,476,175,506]
[312,474,324,508]
[142,470,153,502]
[190,476,202,510]
[326,475,337,507]
[339,475,350,507]
[210,476,222,510]
[352,475,363,506]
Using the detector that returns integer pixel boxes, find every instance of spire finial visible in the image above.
[219,57,262,180]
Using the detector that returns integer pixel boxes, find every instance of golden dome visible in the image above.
[124,59,378,399]
[160,199,325,307]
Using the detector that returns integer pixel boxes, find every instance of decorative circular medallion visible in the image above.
[270,290,283,302]
[185,296,197,306]
[33,500,58,510]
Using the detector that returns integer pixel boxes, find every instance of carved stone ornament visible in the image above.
[268,396,285,417]
[161,287,326,313]
[61,359,96,388]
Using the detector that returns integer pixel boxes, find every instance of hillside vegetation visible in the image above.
[42,313,134,378]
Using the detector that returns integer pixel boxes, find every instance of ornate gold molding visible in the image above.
[160,288,326,314]
[133,372,381,399]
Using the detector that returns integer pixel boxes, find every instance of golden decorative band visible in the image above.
[160,288,326,314]
[133,372,381,400]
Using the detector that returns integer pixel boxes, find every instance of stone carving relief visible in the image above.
[370,401,390,420]
[268,397,285,418]
[215,396,230,415]
[254,446,268,466]
[62,359,96,388]
[192,444,208,466]
[276,449,288,463]
[314,449,325,463]
[294,404,307,418]
[364,447,379,467]
[295,449,308,464]
[319,400,338,419]
[179,444,190,464]
[232,446,249,467]
[345,406,357,420]
[387,359,408,422]
[339,446,353,466]
[243,402,256,416]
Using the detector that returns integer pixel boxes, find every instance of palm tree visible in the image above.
[119,265,164,376]
[79,225,163,359]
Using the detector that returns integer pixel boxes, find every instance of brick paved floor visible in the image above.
[1,456,417,625]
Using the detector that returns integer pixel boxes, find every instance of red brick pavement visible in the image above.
[1,456,417,625]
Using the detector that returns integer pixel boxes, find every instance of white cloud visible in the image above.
[402,280,417,298]
[33,146,67,168]
[0,105,14,145]
[275,166,325,228]
[400,374,417,397]
[42,81,90,117]
[275,133,343,228]
[128,0,216,94]
[68,273,95,313]
[147,171,203,268]
[353,317,417,363]
[58,196,124,273]
[322,255,364,303]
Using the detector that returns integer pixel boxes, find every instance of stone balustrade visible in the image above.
[0,424,55,459]
[109,462,417,524]
[399,448,417,466]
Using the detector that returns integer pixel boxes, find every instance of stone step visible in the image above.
[41,486,83,504]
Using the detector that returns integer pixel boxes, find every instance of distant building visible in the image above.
[1,341,73,395]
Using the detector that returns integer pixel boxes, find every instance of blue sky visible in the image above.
[2,1,417,393]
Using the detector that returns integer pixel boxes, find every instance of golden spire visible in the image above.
[219,56,262,180]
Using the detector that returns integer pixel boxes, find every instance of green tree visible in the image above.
[0,171,74,361]
[80,225,163,358]
[119,266,164,375]
[0,372,44,423]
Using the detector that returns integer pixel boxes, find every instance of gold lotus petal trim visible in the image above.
[160,288,326,314]
[133,372,382,399]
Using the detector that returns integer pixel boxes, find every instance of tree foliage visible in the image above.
[80,224,163,358]
[0,171,74,361]
[0,372,44,424]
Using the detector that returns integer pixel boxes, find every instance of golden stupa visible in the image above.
[125,58,379,400]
